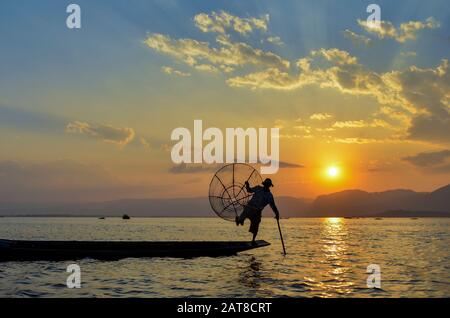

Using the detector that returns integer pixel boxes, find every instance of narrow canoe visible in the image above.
[0,239,270,261]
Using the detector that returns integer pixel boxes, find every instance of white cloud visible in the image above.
[194,11,269,36]
[332,120,367,128]
[266,36,284,46]
[333,137,379,144]
[227,48,449,144]
[342,29,372,46]
[194,64,220,73]
[145,33,289,74]
[161,66,191,77]
[357,17,440,42]
[310,113,332,120]
[227,67,297,90]
[145,14,448,145]
[66,121,135,147]
[293,125,312,133]
[332,119,390,129]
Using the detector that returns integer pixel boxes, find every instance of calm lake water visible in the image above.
[0,217,448,298]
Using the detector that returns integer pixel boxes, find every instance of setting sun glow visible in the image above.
[326,166,340,178]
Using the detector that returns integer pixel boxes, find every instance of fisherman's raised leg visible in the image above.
[236,206,250,226]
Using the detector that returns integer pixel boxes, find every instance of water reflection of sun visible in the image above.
[327,217,341,224]
[320,218,354,295]
[323,218,346,254]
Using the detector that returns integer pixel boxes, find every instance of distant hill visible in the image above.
[310,184,450,217]
[0,184,448,217]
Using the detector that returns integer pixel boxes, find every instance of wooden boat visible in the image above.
[0,239,270,261]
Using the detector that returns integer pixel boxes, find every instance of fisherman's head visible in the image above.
[262,178,274,189]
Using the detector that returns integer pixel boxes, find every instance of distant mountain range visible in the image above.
[309,184,450,217]
[0,184,448,218]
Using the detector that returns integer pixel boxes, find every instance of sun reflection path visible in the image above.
[318,218,355,295]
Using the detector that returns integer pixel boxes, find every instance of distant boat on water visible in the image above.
[122,214,130,220]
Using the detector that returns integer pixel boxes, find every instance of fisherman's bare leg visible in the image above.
[236,213,244,226]
[249,216,260,245]
[236,206,251,226]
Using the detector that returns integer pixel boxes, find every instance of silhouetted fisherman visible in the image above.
[236,178,280,244]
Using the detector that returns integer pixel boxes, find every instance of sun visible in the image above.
[326,166,340,178]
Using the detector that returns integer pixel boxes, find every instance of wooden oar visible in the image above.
[276,218,287,256]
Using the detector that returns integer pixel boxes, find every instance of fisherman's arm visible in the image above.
[269,197,280,220]
[245,181,255,193]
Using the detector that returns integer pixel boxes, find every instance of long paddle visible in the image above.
[276,218,286,256]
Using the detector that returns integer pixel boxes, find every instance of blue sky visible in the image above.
[1,1,448,91]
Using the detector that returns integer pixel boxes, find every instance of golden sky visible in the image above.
[0,1,449,202]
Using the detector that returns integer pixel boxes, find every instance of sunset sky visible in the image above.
[0,0,449,202]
